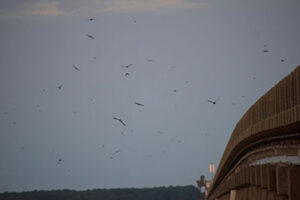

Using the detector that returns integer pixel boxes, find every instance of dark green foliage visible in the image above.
[0,185,200,200]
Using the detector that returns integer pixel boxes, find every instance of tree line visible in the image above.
[0,185,203,200]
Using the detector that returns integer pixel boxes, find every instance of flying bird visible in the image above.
[122,64,133,68]
[73,65,80,71]
[57,159,62,163]
[113,149,121,155]
[89,18,95,21]
[125,73,130,76]
[281,59,285,62]
[146,58,155,62]
[135,102,144,106]
[58,84,63,90]
[207,98,220,105]
[86,34,94,39]
[263,50,269,53]
[112,117,126,126]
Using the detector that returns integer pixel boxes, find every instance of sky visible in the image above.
[0,0,299,193]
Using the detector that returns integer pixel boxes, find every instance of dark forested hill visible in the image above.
[0,185,201,200]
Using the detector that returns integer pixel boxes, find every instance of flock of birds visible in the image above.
[1,17,286,165]
[57,18,224,161]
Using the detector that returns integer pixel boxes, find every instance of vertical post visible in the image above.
[230,190,237,200]
[210,163,215,180]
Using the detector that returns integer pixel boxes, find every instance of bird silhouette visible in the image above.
[281,59,285,62]
[135,102,144,106]
[113,149,121,155]
[125,73,130,76]
[122,64,132,68]
[89,18,95,21]
[58,84,63,90]
[207,98,220,105]
[112,117,126,126]
[57,159,62,163]
[87,34,94,39]
[73,65,80,71]
[263,50,269,53]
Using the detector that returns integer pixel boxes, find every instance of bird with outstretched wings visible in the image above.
[113,149,121,155]
[112,117,126,126]
[207,97,220,105]
[73,65,80,71]
[135,102,144,106]
[121,64,132,68]
[86,34,94,39]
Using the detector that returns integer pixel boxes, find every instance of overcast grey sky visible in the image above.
[0,0,299,193]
